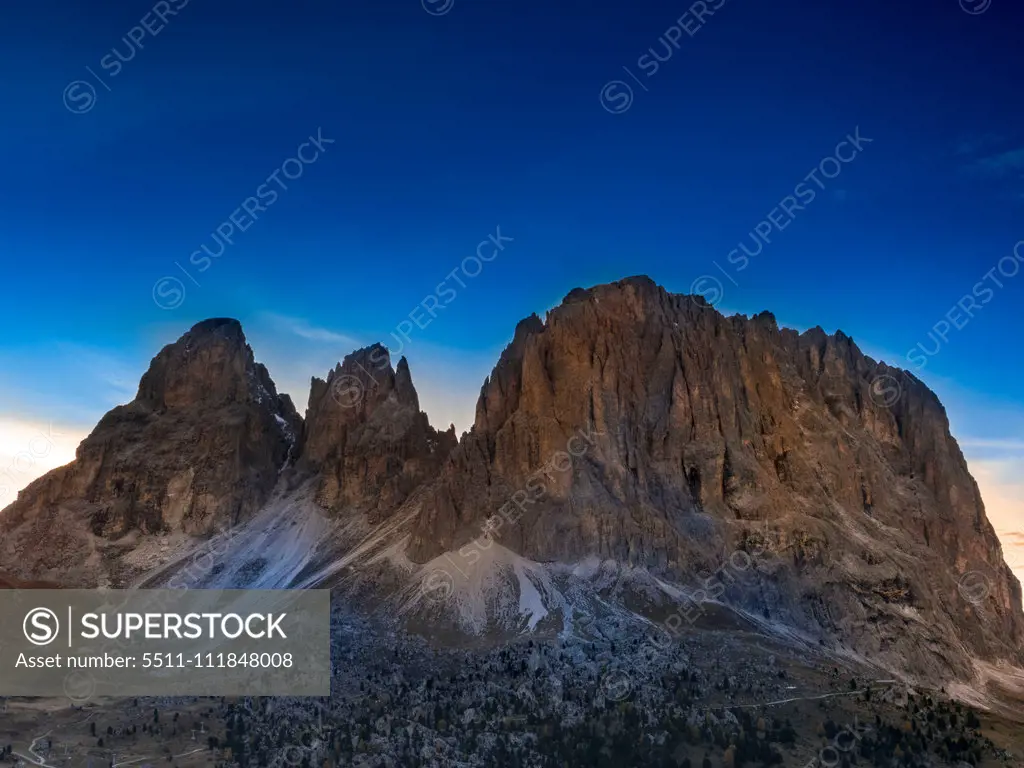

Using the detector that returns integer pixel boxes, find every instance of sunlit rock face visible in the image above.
[406,277,1023,680]
[0,318,299,585]
[2,280,1021,684]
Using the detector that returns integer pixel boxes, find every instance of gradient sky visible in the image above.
[1,0,1022,580]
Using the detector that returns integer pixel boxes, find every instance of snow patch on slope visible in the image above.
[293,506,421,589]
[402,543,564,634]
[137,481,329,591]
[514,561,549,630]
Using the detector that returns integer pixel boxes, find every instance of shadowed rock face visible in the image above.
[406,276,1024,678]
[0,319,300,585]
[299,345,457,523]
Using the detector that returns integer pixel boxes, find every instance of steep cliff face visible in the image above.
[299,345,456,522]
[0,319,300,585]
[2,283,1019,682]
[406,276,1023,676]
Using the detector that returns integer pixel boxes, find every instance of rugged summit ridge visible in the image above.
[0,319,299,585]
[1,278,1020,684]
[137,318,269,410]
[407,276,1023,677]
[298,345,456,521]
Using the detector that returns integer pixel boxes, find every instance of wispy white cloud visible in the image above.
[954,133,1005,157]
[258,312,359,347]
[55,343,139,403]
[972,147,1024,177]
[956,135,1024,204]
[0,341,142,430]
[246,310,488,430]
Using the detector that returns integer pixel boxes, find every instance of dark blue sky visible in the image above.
[1,0,1022,452]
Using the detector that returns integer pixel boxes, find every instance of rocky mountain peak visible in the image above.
[394,356,419,410]
[1,318,299,585]
[562,274,661,302]
[299,344,455,520]
[2,287,1021,686]
[135,317,279,412]
[408,276,1023,681]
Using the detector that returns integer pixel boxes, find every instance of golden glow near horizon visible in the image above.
[0,419,86,507]
[968,459,1024,589]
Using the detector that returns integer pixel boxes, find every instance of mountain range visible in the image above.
[2,276,1021,696]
